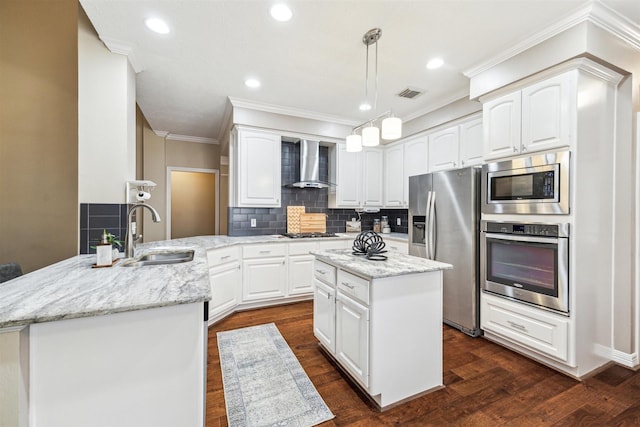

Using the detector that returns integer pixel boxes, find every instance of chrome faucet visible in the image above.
[125,203,161,258]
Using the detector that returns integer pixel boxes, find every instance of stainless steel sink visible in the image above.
[120,249,195,267]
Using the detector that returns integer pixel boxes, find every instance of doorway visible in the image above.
[167,167,219,239]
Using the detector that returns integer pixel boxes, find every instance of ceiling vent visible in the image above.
[397,87,425,99]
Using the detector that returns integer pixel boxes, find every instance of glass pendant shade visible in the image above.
[381,116,402,140]
[346,134,363,152]
[362,125,380,146]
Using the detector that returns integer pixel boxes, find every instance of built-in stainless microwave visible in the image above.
[482,150,570,215]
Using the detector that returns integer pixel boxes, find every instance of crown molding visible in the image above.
[99,36,145,73]
[228,97,359,126]
[463,0,640,79]
[154,130,218,144]
[166,134,218,144]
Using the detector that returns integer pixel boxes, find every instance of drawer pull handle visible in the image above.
[341,282,355,289]
[507,320,527,332]
[259,250,271,254]
[220,255,231,260]
[315,270,326,275]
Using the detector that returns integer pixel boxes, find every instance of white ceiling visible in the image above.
[80,0,640,143]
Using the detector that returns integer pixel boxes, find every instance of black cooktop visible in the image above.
[282,232,337,239]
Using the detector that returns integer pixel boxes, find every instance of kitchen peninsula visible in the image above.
[0,233,408,426]
[311,248,452,409]
[0,239,211,427]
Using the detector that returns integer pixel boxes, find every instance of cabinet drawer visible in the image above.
[243,243,287,259]
[207,246,241,267]
[314,261,336,286]
[337,270,370,305]
[288,241,318,256]
[318,239,350,250]
[481,293,570,363]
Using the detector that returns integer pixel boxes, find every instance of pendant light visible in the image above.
[346,133,362,152]
[347,28,402,146]
[381,115,402,140]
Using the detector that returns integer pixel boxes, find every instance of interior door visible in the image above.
[170,170,216,238]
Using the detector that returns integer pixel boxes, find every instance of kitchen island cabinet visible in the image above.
[311,249,451,409]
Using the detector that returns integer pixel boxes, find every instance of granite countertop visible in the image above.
[0,233,408,329]
[311,249,452,280]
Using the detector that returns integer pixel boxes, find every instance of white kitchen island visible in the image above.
[311,249,452,409]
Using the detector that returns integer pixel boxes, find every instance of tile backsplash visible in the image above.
[227,141,408,236]
[79,203,129,254]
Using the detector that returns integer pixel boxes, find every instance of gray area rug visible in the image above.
[217,323,334,427]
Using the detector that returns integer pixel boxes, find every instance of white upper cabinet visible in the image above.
[459,116,483,167]
[362,148,383,207]
[521,73,573,153]
[402,136,429,206]
[383,143,405,207]
[428,126,460,171]
[426,114,483,172]
[332,144,362,208]
[234,127,281,207]
[483,92,522,160]
[483,71,575,160]
[330,145,382,208]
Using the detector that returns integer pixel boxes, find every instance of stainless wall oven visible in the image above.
[482,150,570,214]
[480,220,569,314]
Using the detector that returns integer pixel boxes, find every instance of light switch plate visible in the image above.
[396,218,401,226]
[250,218,256,227]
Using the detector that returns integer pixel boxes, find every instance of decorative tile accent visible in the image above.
[79,203,129,254]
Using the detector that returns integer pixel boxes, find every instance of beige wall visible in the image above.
[138,115,221,241]
[0,0,78,273]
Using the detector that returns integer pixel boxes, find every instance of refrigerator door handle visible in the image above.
[424,191,432,258]
[429,191,437,259]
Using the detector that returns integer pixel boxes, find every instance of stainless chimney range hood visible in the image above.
[286,139,333,189]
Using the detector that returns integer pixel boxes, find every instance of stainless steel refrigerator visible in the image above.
[408,167,481,337]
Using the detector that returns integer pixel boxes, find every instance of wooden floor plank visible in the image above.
[206,301,640,426]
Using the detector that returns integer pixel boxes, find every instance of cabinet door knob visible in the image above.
[513,146,518,152]
[521,146,527,151]
[460,160,465,166]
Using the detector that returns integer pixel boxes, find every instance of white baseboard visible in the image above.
[610,349,640,368]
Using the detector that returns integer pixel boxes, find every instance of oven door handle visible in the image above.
[484,233,563,245]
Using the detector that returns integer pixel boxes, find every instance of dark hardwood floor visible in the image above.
[206,301,640,426]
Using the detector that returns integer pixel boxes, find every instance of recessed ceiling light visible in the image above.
[145,18,170,34]
[359,103,372,111]
[270,4,293,22]
[245,78,261,88]
[426,57,444,70]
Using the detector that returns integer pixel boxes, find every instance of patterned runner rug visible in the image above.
[217,323,334,427]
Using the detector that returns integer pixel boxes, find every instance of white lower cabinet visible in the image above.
[207,246,242,322]
[208,262,241,319]
[385,238,408,254]
[313,279,336,352]
[335,291,370,388]
[288,254,315,295]
[481,292,572,365]
[242,257,287,301]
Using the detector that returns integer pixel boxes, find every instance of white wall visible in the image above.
[78,10,136,204]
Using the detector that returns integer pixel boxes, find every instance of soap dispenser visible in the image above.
[96,230,113,266]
